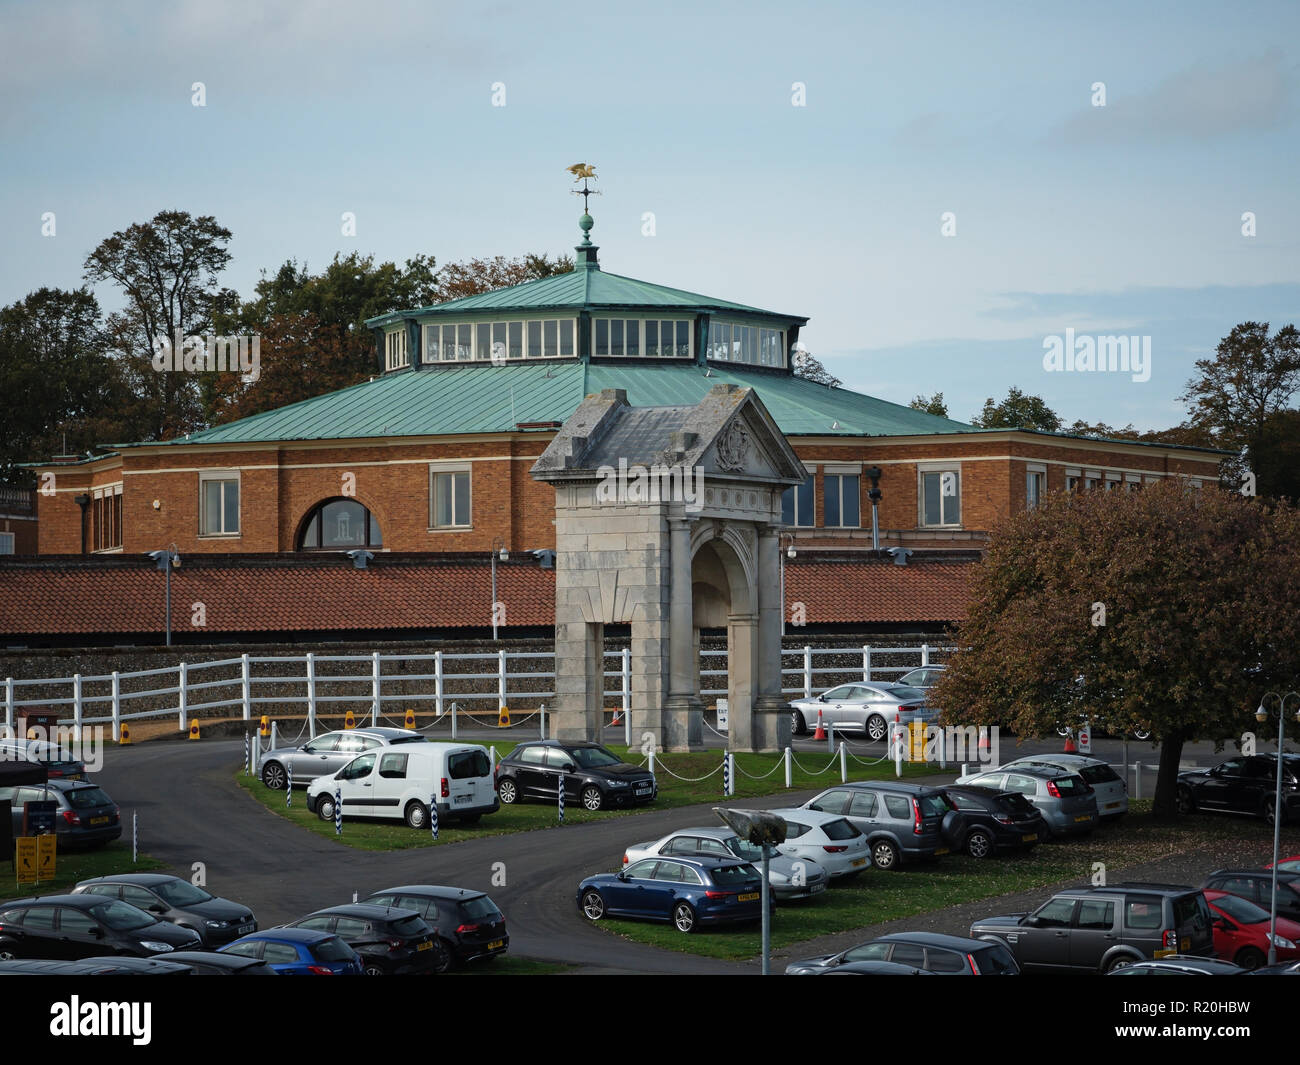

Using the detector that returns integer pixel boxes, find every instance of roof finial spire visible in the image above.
[566,164,601,269]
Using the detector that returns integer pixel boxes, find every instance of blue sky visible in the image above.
[2,0,1297,430]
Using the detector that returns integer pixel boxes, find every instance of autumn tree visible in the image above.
[930,479,1300,818]
[970,387,1062,431]
[909,392,949,418]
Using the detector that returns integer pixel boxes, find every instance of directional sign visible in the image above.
[37,834,56,880]
[15,838,37,885]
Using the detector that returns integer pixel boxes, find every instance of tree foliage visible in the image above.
[792,350,842,389]
[909,392,949,418]
[970,387,1062,431]
[930,479,1300,817]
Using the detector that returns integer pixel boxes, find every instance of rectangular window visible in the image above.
[441,324,457,361]
[384,328,408,371]
[199,474,240,536]
[425,325,440,361]
[559,319,575,356]
[476,322,493,361]
[625,319,640,356]
[543,319,558,357]
[0,532,13,555]
[713,322,729,360]
[610,319,624,356]
[527,320,542,358]
[595,319,609,356]
[1026,470,1045,510]
[1066,475,1080,493]
[645,320,658,356]
[781,474,815,527]
[431,469,471,528]
[456,324,472,361]
[824,474,860,527]
[921,470,961,527]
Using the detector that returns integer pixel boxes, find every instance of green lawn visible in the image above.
[2,841,164,900]
[235,743,932,851]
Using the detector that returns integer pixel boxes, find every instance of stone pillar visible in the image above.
[726,612,758,751]
[662,515,703,750]
[752,522,790,751]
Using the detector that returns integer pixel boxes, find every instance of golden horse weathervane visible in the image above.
[568,163,600,212]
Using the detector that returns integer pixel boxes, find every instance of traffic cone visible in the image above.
[404,708,416,729]
[1063,731,1077,753]
[978,729,990,754]
[610,706,621,726]
[188,720,200,741]
[119,722,131,745]
[813,708,827,741]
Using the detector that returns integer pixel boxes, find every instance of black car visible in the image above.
[0,957,192,975]
[496,740,656,811]
[1177,754,1300,825]
[802,781,956,868]
[1,779,121,849]
[939,785,1049,858]
[365,885,508,968]
[283,903,443,976]
[788,932,1021,975]
[73,874,256,947]
[1201,869,1300,921]
[0,894,201,960]
[163,951,278,975]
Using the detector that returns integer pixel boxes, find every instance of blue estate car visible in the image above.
[577,855,766,933]
[219,928,362,975]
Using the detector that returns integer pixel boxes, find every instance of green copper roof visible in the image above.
[138,363,971,447]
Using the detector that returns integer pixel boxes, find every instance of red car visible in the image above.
[1204,889,1300,970]
[1267,856,1300,874]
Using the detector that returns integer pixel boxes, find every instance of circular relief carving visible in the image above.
[715,421,750,472]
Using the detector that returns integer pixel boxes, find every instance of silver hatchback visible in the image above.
[955,764,1098,837]
[1003,754,1128,820]
[259,727,427,790]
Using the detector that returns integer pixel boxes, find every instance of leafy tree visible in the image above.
[930,479,1300,817]
[792,350,842,388]
[909,392,949,418]
[970,387,1062,431]
[431,253,572,303]
[83,210,235,440]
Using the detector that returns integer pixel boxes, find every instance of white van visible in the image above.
[306,742,498,829]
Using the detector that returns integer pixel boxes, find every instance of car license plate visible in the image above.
[417,940,432,951]
[810,882,826,894]
[487,939,504,950]
[89,816,110,825]
[454,794,471,804]
[1022,833,1037,842]
[238,923,254,934]
[850,857,867,867]
[635,786,651,795]
[1074,815,1091,822]
[1105,801,1121,810]
[738,892,759,902]
[1154,948,1175,959]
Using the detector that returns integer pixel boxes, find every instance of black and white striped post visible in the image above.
[286,763,293,808]
[334,783,342,835]
[557,771,565,824]
[430,794,439,841]
[723,751,733,797]
[243,733,249,775]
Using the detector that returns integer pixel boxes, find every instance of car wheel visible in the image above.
[672,901,697,933]
[431,938,454,974]
[791,709,807,736]
[498,779,518,805]
[866,715,887,742]
[581,890,606,921]
[0,940,17,960]
[405,800,429,829]
[871,839,900,870]
[316,795,335,822]
[965,829,993,859]
[1105,954,1134,973]
[261,761,286,790]
[1177,787,1196,815]
[1234,946,1266,971]
[581,785,603,811]
[362,961,387,976]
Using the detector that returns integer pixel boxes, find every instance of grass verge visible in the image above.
[2,841,165,899]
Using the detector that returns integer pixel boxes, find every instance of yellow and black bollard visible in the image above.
[344,710,356,730]
[119,722,131,745]
[404,708,416,729]
[259,715,270,738]
[498,706,510,728]
[188,720,200,741]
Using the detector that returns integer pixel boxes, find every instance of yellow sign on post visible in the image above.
[15,838,37,885]
[909,721,928,763]
[37,834,56,880]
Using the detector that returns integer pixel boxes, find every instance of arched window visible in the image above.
[297,498,383,550]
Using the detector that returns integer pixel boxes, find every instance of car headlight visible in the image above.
[1270,934,1296,949]
[140,940,174,952]
[205,920,227,929]
[770,874,790,884]
[607,779,628,787]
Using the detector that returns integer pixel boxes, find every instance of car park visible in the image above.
[495,739,656,811]
[1177,754,1300,825]
[259,727,427,790]
[766,808,873,876]
[1108,957,1245,976]
[365,885,508,968]
[219,928,362,974]
[955,764,1098,837]
[282,903,444,975]
[969,883,1215,973]
[0,738,87,781]
[789,683,937,741]
[938,784,1048,857]
[0,895,201,959]
[578,856,766,933]
[1203,888,1300,970]
[1200,869,1300,921]
[163,951,278,975]
[621,825,829,900]
[1,778,121,849]
[73,873,256,947]
[306,741,497,828]
[801,782,952,868]
[787,931,1020,975]
[1001,753,1128,820]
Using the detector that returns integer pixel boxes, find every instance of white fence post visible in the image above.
[72,673,83,741]
[3,677,12,731]
[178,662,189,734]
[434,651,444,719]
[621,647,632,746]
[240,654,251,721]
[839,741,847,783]
[803,646,813,698]
[498,649,508,717]
[921,642,930,668]
[784,747,792,788]
[111,671,120,742]
[863,645,871,682]
[305,652,317,738]
[372,652,381,727]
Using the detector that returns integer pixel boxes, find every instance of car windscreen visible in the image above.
[312,936,355,963]
[458,896,501,921]
[388,915,430,937]
[66,787,113,809]
[707,865,760,886]
[153,880,214,906]
[821,818,862,841]
[726,837,764,861]
[571,746,622,769]
[1211,893,1269,924]
[90,900,156,931]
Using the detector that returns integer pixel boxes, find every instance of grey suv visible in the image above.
[969,882,1215,973]
[801,782,954,870]
[259,727,426,790]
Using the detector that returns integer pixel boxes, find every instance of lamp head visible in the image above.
[1256,706,1268,723]
[786,546,796,559]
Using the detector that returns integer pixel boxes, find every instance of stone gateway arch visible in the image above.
[531,384,808,752]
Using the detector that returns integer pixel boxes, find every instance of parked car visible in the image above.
[1251,960,1300,975]
[73,874,256,947]
[282,903,444,975]
[1002,753,1128,820]
[819,960,934,975]
[0,738,87,780]
[955,764,1098,837]
[0,957,192,975]
[765,808,873,877]
[787,931,1021,975]
[1203,889,1300,970]
[789,683,937,741]
[163,951,278,975]
[801,782,953,868]
[1109,957,1245,976]
[365,885,507,968]
[578,856,765,933]
[306,742,497,828]
[938,785,1049,858]
[1200,869,1300,922]
[0,894,201,960]
[259,727,427,790]
[495,740,656,811]
[1177,754,1300,826]
[621,825,829,900]
[219,928,362,975]
[969,882,1215,973]
[896,665,946,691]
[1,778,120,849]
[1268,856,1300,874]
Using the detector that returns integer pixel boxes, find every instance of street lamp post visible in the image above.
[1254,691,1300,965]
[865,466,882,553]
[147,546,181,646]
[780,534,796,636]
[490,538,508,641]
